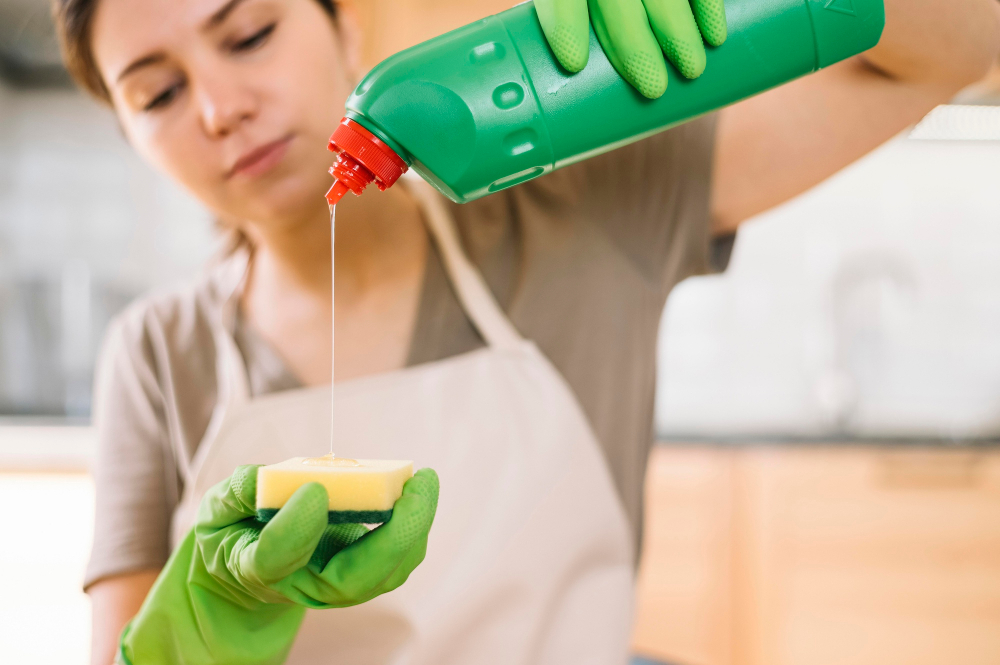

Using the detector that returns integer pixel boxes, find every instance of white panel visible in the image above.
[657,136,1000,439]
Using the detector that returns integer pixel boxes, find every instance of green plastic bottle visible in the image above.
[325,0,884,205]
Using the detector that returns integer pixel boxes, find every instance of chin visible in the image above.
[234,172,330,225]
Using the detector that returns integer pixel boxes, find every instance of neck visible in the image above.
[247,199,332,298]
[243,184,425,309]
[238,182,428,386]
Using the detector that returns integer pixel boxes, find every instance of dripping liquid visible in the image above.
[329,203,336,456]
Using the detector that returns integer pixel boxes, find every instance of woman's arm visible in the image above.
[86,315,173,664]
[89,570,160,665]
[711,0,1000,232]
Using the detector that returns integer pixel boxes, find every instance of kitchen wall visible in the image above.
[657,129,1000,440]
[0,81,216,417]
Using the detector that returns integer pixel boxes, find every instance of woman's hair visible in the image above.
[52,0,341,258]
[51,0,339,105]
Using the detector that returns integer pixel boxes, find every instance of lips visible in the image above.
[227,135,293,179]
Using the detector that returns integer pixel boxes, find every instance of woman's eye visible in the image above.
[233,23,276,53]
[144,82,183,112]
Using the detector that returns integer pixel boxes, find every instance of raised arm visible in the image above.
[711,0,1000,233]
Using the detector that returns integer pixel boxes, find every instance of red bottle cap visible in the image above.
[325,118,408,206]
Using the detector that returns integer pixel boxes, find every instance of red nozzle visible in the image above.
[326,118,407,206]
[326,180,351,206]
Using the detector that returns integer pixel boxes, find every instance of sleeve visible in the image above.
[562,113,728,297]
[83,313,175,590]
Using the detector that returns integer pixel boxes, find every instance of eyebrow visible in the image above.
[114,0,251,84]
[116,53,167,83]
[205,0,250,29]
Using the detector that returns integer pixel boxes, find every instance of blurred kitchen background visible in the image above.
[1,0,999,664]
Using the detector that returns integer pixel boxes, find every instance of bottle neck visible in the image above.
[326,118,408,205]
[326,153,375,205]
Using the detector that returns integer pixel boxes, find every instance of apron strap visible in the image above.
[400,172,525,352]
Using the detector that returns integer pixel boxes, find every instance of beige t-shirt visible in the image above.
[85,116,728,588]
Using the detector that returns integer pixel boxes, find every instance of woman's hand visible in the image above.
[535,0,727,98]
[118,465,439,665]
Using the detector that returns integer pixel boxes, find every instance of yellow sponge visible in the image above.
[256,456,413,524]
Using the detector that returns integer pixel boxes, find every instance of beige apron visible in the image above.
[171,174,636,664]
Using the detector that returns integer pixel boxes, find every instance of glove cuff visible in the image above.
[115,622,136,665]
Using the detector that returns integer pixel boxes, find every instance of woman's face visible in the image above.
[91,0,355,226]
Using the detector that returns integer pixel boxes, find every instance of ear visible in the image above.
[335,2,366,83]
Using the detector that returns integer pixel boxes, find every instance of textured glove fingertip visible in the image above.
[662,38,706,79]
[695,3,728,47]
[548,23,590,72]
[387,491,437,554]
[277,483,329,540]
[704,24,727,48]
[231,465,261,511]
[622,51,668,99]
[405,468,440,506]
[395,502,433,552]
[309,523,369,570]
[196,466,261,529]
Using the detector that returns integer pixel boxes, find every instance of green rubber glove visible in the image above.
[118,465,439,665]
[535,0,728,99]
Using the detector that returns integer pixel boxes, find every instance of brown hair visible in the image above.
[51,0,339,105]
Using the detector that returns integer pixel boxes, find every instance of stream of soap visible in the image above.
[329,203,336,455]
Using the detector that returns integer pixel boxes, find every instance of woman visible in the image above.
[53,0,998,662]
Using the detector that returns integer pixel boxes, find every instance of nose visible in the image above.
[194,69,258,139]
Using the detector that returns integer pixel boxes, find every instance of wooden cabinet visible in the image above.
[631,445,1000,665]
